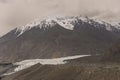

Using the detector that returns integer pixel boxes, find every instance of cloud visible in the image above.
[0,0,8,3]
[0,0,120,36]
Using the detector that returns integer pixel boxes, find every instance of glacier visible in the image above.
[2,55,90,76]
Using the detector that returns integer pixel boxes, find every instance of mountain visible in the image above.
[0,16,120,62]
[101,20,120,62]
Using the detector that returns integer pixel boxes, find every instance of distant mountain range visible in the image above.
[0,16,120,62]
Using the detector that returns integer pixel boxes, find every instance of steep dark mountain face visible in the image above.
[0,29,19,43]
[102,21,120,62]
[0,17,120,62]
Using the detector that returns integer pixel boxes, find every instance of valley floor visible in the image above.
[2,63,120,80]
[1,55,120,80]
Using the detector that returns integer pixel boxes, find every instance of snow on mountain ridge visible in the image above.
[15,16,120,36]
[111,22,120,30]
[16,16,78,36]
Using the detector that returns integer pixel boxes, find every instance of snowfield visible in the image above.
[14,55,90,72]
[2,55,90,76]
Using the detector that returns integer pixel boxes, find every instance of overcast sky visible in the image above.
[0,0,120,36]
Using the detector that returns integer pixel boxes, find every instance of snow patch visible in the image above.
[2,55,90,76]
[111,22,120,30]
[105,25,113,31]
[14,55,90,72]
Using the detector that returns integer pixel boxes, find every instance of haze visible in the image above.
[0,0,120,36]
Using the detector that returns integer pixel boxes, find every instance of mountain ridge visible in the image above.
[15,16,120,37]
[0,16,120,62]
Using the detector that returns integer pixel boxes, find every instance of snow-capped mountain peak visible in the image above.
[16,17,77,36]
[15,16,120,36]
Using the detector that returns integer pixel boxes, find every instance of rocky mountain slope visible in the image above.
[102,39,120,62]
[0,16,120,62]
[2,63,120,80]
